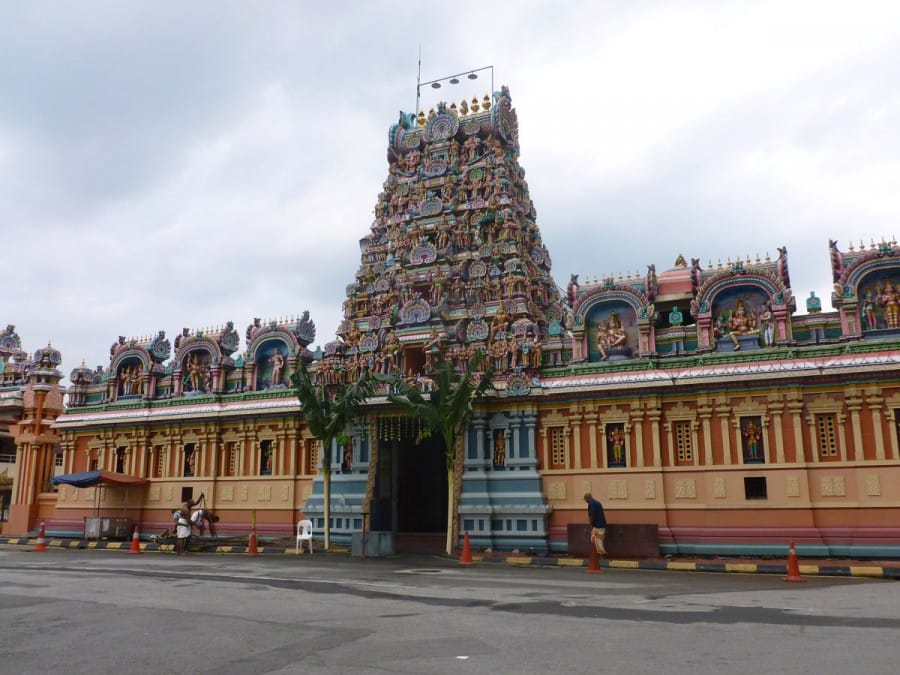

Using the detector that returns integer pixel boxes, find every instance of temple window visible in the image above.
[55,453,64,468]
[744,476,767,500]
[260,440,274,476]
[675,421,693,465]
[220,442,237,477]
[306,439,321,474]
[816,414,839,461]
[549,427,566,469]
[152,446,165,478]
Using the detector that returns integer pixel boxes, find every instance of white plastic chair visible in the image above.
[296,519,313,554]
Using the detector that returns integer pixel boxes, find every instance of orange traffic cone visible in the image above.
[587,542,603,574]
[32,521,48,552]
[247,529,259,556]
[784,541,805,582]
[459,531,473,567]
[129,525,142,554]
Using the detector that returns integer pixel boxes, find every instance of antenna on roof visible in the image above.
[416,44,422,117]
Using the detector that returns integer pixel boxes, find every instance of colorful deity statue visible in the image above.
[729,300,758,350]
[608,426,626,465]
[743,420,762,460]
[863,289,878,330]
[879,280,899,328]
[760,303,775,346]
[269,350,285,387]
[597,312,627,361]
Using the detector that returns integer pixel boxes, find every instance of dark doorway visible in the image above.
[397,435,447,535]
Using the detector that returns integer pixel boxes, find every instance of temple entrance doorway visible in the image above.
[372,433,447,553]
[398,434,447,534]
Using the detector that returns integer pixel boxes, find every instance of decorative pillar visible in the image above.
[585,413,598,469]
[571,412,583,470]
[718,403,732,466]
[631,411,645,468]
[846,391,864,462]
[768,396,785,465]
[865,389,886,461]
[524,413,537,464]
[698,407,713,466]
[648,411,662,468]
[787,398,806,464]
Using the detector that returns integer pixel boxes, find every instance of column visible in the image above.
[699,413,712,466]
[571,414,583,470]
[648,411,662,468]
[788,399,806,464]
[631,413,645,468]
[865,390,886,461]
[585,413,598,469]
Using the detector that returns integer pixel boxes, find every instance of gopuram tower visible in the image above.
[330,86,568,385]
[303,86,559,552]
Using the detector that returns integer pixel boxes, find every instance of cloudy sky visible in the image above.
[4,1,899,378]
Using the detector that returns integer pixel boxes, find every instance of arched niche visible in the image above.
[572,289,648,362]
[179,345,214,396]
[693,271,793,351]
[852,265,900,332]
[110,352,149,400]
[254,337,290,390]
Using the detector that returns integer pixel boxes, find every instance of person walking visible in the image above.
[584,492,607,556]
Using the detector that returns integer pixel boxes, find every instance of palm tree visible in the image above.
[292,363,374,550]
[384,351,494,555]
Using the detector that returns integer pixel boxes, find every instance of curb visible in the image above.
[472,554,900,579]
[0,536,341,556]
[3,536,898,578]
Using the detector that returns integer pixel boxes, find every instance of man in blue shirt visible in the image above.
[584,492,607,556]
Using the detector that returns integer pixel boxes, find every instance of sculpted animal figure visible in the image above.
[829,239,844,282]
[567,274,579,308]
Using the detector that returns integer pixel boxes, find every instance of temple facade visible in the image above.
[4,88,900,557]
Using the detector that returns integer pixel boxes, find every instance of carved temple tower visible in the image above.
[2,331,64,535]
[330,86,567,385]
[303,87,561,551]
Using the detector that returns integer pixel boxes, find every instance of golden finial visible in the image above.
[449,102,457,114]
[707,259,712,269]
[717,258,723,268]
[593,274,598,283]
[765,251,770,262]
[482,94,491,111]
[470,97,480,113]
[745,254,751,263]
[427,107,436,120]
[848,241,855,251]
[417,110,426,126]
[459,99,468,115]
[755,252,760,263]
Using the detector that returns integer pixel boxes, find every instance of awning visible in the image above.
[50,470,150,488]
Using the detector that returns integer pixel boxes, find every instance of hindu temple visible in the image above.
[3,86,900,558]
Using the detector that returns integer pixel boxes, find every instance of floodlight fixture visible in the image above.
[415,61,494,117]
